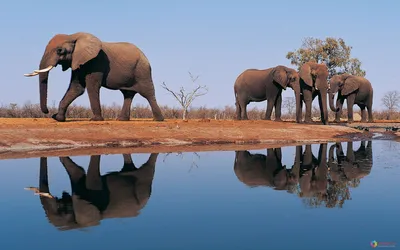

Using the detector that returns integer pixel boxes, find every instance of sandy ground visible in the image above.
[0,118,398,160]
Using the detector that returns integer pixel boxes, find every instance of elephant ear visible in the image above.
[299,64,313,88]
[272,66,288,90]
[341,77,360,96]
[71,33,102,71]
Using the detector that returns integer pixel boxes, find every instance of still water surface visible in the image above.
[0,140,398,250]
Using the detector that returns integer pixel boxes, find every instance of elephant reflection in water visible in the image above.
[325,141,373,207]
[234,148,298,190]
[328,141,373,183]
[296,144,329,200]
[298,141,373,208]
[234,142,373,208]
[25,153,158,230]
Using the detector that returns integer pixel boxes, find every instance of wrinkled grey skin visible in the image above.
[328,141,373,182]
[24,32,164,122]
[234,65,301,122]
[29,153,158,230]
[298,62,330,125]
[295,144,328,198]
[234,148,298,190]
[329,74,374,123]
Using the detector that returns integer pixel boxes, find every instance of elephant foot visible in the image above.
[367,119,374,123]
[90,116,104,121]
[347,119,354,124]
[274,118,283,122]
[361,119,367,123]
[153,116,165,122]
[51,113,66,122]
[116,116,130,121]
[303,119,313,124]
[333,119,341,123]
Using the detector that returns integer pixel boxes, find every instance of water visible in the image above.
[0,140,398,250]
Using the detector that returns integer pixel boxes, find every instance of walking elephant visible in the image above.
[234,65,301,122]
[24,32,164,122]
[25,153,158,230]
[299,62,330,124]
[233,148,298,190]
[329,73,374,123]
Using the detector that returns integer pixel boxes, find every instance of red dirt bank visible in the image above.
[0,118,396,160]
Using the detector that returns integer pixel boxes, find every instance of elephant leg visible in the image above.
[359,105,367,123]
[318,90,329,125]
[39,157,50,194]
[121,154,137,172]
[346,95,356,123]
[275,147,282,162]
[367,96,374,122]
[302,90,313,123]
[136,81,164,121]
[86,73,104,121]
[132,153,158,204]
[86,155,103,191]
[117,90,137,121]
[317,143,327,167]
[241,102,249,120]
[335,98,344,123]
[59,157,86,187]
[264,98,275,120]
[53,73,85,122]
[274,94,283,122]
[303,145,313,166]
[235,99,242,120]
[346,141,355,162]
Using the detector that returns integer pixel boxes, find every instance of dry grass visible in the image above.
[1,102,399,121]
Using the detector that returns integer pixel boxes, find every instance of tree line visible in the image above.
[3,37,400,120]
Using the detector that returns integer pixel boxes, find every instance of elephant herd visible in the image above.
[24,32,374,124]
[26,141,372,230]
[234,62,375,124]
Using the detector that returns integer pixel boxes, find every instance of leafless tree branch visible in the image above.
[161,71,208,120]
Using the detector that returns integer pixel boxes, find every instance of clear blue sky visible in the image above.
[0,0,398,111]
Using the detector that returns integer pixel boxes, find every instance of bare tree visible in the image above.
[283,97,296,118]
[161,72,208,120]
[382,90,400,119]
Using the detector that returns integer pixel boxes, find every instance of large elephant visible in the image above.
[234,148,298,190]
[328,74,374,123]
[298,62,330,124]
[25,153,158,230]
[24,32,164,122]
[234,65,301,122]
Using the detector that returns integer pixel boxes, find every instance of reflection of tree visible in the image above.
[162,152,201,172]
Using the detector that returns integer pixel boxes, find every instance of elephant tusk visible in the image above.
[34,65,54,73]
[24,72,39,77]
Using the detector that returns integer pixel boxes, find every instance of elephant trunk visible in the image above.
[289,79,302,123]
[38,52,57,114]
[316,77,329,125]
[329,92,337,112]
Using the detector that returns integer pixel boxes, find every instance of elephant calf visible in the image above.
[234,65,301,122]
[24,32,164,122]
[329,73,374,123]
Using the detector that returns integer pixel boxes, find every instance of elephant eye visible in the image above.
[56,47,65,55]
